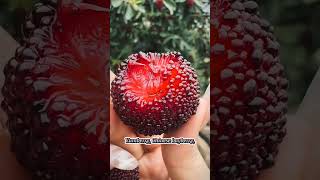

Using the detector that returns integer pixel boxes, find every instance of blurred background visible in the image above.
[0,0,319,111]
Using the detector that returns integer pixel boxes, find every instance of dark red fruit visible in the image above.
[2,1,109,179]
[155,0,164,10]
[187,0,195,8]
[110,168,139,180]
[111,52,200,135]
[211,0,288,179]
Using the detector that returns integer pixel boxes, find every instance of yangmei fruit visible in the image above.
[2,0,109,179]
[187,0,195,8]
[211,0,288,179]
[155,0,164,10]
[111,52,200,135]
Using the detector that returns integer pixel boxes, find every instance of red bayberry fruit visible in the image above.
[110,168,139,180]
[155,0,164,10]
[211,0,288,179]
[187,0,195,8]
[111,52,200,135]
[2,1,109,179]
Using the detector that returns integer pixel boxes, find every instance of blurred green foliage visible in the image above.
[110,0,210,93]
[0,0,319,109]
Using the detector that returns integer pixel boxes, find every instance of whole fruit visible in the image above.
[187,0,195,8]
[111,52,200,135]
[2,0,109,179]
[211,0,288,179]
[155,0,164,10]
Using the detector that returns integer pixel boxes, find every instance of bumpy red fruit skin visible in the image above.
[2,0,109,179]
[211,0,288,179]
[111,52,200,135]
[110,168,139,180]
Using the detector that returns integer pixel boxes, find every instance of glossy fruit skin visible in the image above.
[110,168,139,180]
[2,0,109,179]
[111,52,200,135]
[211,0,288,179]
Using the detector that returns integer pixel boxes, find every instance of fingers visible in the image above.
[161,140,209,180]
[0,131,31,180]
[139,147,169,180]
[137,134,163,153]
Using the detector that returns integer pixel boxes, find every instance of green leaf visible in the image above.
[124,5,135,22]
[163,0,176,15]
[111,0,124,7]
[194,0,204,8]
[132,4,146,13]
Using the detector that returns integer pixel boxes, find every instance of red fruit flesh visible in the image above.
[111,52,200,135]
[211,0,288,179]
[2,1,109,179]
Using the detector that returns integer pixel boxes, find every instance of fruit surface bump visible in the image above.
[2,0,109,179]
[111,52,200,135]
[211,0,288,179]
